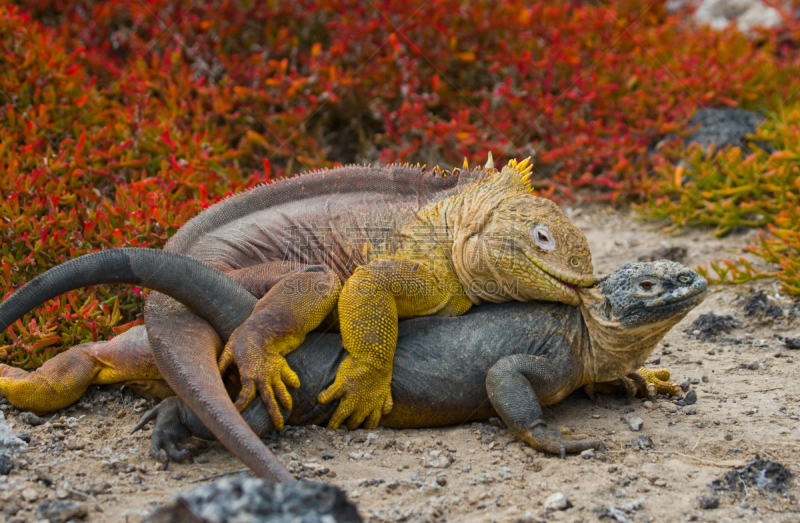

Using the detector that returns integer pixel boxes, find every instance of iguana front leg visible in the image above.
[487,354,603,457]
[319,259,472,430]
[218,265,341,429]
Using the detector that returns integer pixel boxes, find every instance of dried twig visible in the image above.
[653,450,745,468]
[189,468,249,484]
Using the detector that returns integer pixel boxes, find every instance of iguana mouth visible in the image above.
[646,280,708,308]
[525,254,594,295]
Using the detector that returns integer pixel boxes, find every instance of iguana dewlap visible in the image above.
[0,158,595,481]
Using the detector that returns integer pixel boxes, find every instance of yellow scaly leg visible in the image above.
[318,258,471,431]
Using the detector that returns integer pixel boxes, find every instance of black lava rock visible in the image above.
[683,108,773,153]
[743,292,783,321]
[685,313,740,342]
[710,455,793,498]
[146,477,362,523]
[0,453,12,475]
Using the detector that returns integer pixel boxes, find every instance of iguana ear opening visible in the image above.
[603,299,613,321]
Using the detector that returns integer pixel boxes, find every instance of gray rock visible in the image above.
[36,500,89,522]
[544,492,571,511]
[580,449,595,460]
[698,495,720,509]
[685,390,698,405]
[146,477,361,523]
[0,453,12,475]
[694,0,783,33]
[0,411,27,456]
[19,412,45,426]
[619,498,645,512]
[684,108,772,153]
[629,417,644,431]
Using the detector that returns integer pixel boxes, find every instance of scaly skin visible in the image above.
[0,158,593,481]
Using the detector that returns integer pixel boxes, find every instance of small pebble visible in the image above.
[321,453,334,460]
[643,401,655,410]
[698,495,720,510]
[580,449,595,460]
[684,390,698,405]
[65,438,85,451]
[629,417,644,431]
[21,487,39,502]
[680,381,690,392]
[689,377,700,384]
[19,412,45,426]
[544,492,571,511]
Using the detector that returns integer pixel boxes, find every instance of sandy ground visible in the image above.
[0,206,798,523]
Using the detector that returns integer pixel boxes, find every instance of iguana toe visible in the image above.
[318,357,392,430]
[219,337,300,429]
[628,367,681,398]
[516,423,603,456]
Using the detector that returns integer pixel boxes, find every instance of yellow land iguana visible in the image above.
[0,156,594,482]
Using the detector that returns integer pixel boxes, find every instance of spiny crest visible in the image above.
[471,152,535,196]
[505,156,535,194]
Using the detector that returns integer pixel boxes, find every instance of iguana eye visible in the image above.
[678,274,692,284]
[531,225,556,251]
[640,280,655,291]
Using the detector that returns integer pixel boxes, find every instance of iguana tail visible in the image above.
[0,248,295,484]
[0,248,255,339]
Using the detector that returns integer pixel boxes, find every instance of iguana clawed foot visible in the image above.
[515,422,604,458]
[132,397,211,468]
[624,367,681,400]
[218,337,300,430]
[584,367,681,403]
[317,357,393,430]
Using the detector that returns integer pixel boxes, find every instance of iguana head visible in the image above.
[577,260,708,382]
[449,156,595,305]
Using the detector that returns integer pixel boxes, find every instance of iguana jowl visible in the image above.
[0,158,594,481]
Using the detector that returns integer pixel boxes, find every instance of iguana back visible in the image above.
[164,164,460,278]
